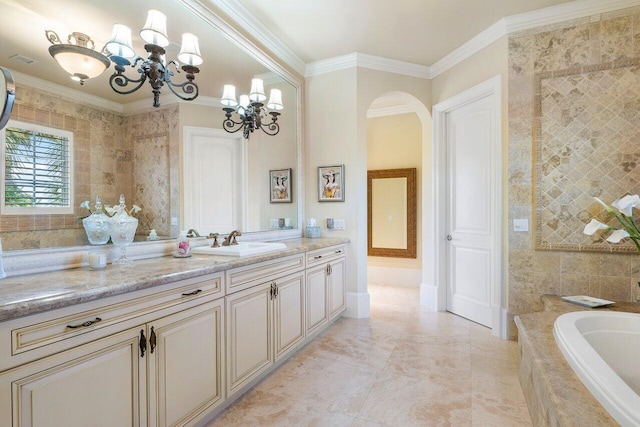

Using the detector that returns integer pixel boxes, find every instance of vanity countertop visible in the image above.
[0,237,349,322]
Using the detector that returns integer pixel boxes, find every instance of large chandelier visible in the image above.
[220,78,283,139]
[105,10,203,108]
[45,31,110,85]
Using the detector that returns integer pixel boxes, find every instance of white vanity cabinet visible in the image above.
[0,273,225,427]
[305,245,347,336]
[225,254,306,398]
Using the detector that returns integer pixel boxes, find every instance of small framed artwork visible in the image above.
[318,164,345,202]
[270,168,292,203]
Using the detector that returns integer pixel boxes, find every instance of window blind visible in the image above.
[4,126,70,207]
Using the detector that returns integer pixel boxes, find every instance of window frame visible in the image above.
[1,119,75,215]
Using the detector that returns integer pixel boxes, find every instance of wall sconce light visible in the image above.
[105,9,203,108]
[45,30,110,85]
[220,78,284,139]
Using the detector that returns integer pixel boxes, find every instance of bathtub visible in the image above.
[554,311,640,427]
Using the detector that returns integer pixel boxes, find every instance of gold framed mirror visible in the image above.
[367,168,416,258]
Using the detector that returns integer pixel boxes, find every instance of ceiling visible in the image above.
[236,0,575,66]
[0,0,268,105]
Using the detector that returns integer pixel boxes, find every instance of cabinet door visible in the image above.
[226,282,273,397]
[0,327,144,427]
[328,257,347,319]
[305,265,329,335]
[274,271,305,361]
[147,299,224,427]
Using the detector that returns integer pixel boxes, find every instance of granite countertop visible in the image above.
[515,295,640,426]
[0,237,349,323]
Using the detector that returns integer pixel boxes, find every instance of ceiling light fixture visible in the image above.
[220,79,283,139]
[45,30,110,85]
[105,9,202,108]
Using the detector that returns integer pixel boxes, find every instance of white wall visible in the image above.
[305,67,431,317]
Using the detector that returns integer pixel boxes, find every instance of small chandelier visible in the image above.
[45,30,110,85]
[220,78,284,139]
[105,10,203,108]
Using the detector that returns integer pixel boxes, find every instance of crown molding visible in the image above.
[305,52,430,79]
[206,0,306,76]
[429,0,640,78]
[367,104,417,118]
[9,69,124,113]
[121,95,221,115]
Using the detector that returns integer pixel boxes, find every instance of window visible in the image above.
[1,120,74,215]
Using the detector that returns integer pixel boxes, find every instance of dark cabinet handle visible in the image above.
[182,289,202,297]
[149,326,157,354]
[140,329,147,358]
[67,317,102,329]
[335,250,343,254]
[274,283,279,298]
[314,255,322,259]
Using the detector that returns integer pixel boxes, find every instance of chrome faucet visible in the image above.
[186,229,200,238]
[222,230,242,246]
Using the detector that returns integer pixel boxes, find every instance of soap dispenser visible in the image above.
[175,231,191,258]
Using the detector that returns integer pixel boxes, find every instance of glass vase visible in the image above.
[109,194,138,266]
[82,196,111,245]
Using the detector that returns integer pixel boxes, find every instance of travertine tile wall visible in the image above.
[0,84,179,250]
[508,8,640,337]
[0,83,128,250]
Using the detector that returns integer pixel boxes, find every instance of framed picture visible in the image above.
[269,168,292,203]
[318,165,345,202]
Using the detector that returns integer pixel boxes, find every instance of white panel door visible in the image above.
[445,94,496,327]
[183,128,246,234]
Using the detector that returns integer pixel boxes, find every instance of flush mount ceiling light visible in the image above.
[105,9,202,108]
[220,78,283,139]
[45,30,110,85]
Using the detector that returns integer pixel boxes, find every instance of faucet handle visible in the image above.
[208,233,220,248]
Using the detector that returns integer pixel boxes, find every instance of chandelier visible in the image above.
[105,9,203,108]
[220,78,283,139]
[45,30,110,85]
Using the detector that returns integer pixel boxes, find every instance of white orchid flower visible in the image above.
[104,205,117,216]
[129,205,142,216]
[606,229,630,243]
[594,197,616,214]
[80,200,90,210]
[611,194,640,217]
[583,219,609,235]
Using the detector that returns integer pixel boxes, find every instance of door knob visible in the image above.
[446,235,452,241]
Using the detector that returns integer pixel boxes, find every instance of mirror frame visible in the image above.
[0,67,15,130]
[367,168,416,258]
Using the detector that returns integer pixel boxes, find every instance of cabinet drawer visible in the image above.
[306,245,346,267]
[1,273,223,371]
[226,253,304,294]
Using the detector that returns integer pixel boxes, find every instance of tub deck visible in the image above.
[515,296,640,426]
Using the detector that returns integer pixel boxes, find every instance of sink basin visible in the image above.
[191,242,287,257]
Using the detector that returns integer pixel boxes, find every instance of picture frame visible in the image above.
[318,164,345,202]
[269,168,292,203]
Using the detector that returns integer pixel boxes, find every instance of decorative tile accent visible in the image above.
[533,58,640,252]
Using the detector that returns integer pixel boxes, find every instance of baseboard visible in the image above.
[492,306,508,339]
[344,291,370,318]
[420,283,438,310]
[367,266,421,287]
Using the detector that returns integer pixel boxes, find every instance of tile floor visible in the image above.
[207,285,532,426]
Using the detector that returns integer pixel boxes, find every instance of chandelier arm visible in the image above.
[260,111,281,136]
[109,59,148,95]
[165,79,199,101]
[222,117,247,134]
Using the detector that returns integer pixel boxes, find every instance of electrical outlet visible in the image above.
[513,219,528,232]
[333,219,345,230]
[171,217,178,226]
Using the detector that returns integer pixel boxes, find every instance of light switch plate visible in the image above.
[171,217,178,226]
[513,219,528,232]
[333,219,346,230]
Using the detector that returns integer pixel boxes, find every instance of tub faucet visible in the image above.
[186,229,200,238]
[222,230,242,246]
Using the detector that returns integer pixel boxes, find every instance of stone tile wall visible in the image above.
[508,7,640,338]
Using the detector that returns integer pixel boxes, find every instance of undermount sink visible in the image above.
[191,242,287,257]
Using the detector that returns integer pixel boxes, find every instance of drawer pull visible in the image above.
[66,317,102,329]
[140,329,147,358]
[182,289,203,297]
[313,255,323,259]
[335,250,343,254]
[149,326,157,354]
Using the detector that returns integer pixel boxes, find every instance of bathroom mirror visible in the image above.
[367,168,416,258]
[0,0,301,251]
